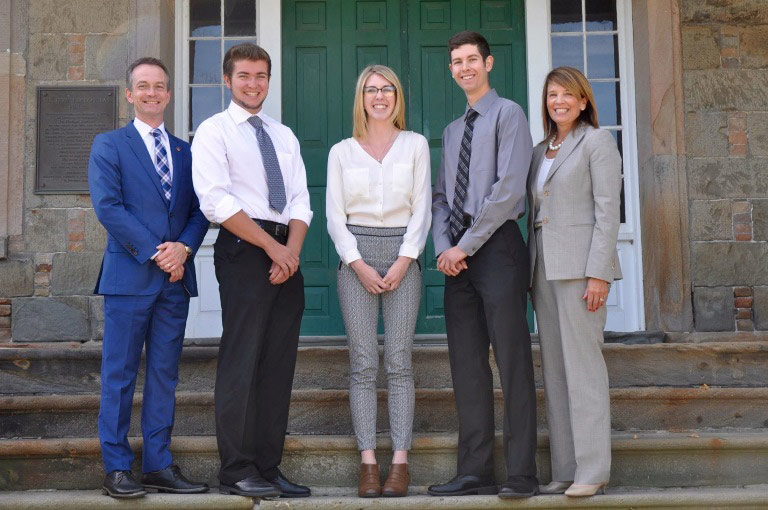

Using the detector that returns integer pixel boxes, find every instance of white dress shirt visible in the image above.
[133,118,173,178]
[191,101,313,227]
[326,131,432,264]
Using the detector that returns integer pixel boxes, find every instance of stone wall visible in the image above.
[681,0,768,331]
[0,0,174,342]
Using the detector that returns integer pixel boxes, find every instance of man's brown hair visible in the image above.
[223,43,272,78]
[448,31,491,61]
[126,57,170,89]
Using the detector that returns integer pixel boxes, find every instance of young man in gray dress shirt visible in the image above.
[428,31,538,499]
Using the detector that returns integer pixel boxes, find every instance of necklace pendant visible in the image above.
[548,136,564,151]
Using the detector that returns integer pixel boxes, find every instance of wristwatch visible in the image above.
[180,243,193,256]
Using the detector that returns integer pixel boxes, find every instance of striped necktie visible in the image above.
[150,128,172,201]
[247,115,287,214]
[449,108,479,241]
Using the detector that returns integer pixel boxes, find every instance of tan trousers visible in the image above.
[531,229,611,484]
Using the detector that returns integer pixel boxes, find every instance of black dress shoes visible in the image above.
[498,478,540,499]
[266,470,311,498]
[427,474,498,496]
[141,465,209,493]
[219,474,280,498]
[102,470,147,498]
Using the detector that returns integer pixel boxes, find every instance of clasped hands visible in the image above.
[155,242,188,283]
[266,241,300,285]
[436,246,468,277]
[351,256,413,294]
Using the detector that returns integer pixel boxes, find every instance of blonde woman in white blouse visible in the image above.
[326,65,431,498]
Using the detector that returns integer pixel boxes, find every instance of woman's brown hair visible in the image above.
[541,66,599,142]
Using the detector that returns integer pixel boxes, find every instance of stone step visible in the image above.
[3,387,768,439]
[3,486,768,510]
[1,431,767,491]
[2,341,768,395]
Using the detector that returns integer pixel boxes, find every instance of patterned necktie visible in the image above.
[450,108,479,241]
[150,128,172,201]
[247,115,287,214]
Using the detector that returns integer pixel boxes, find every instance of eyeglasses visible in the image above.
[363,85,397,97]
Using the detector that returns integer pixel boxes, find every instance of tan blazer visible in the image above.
[527,123,623,285]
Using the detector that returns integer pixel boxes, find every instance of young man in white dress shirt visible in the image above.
[191,43,313,498]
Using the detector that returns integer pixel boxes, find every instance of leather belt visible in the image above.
[253,218,289,240]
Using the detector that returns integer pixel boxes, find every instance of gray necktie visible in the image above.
[247,115,287,214]
[450,108,479,241]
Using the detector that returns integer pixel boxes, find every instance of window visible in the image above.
[180,0,259,140]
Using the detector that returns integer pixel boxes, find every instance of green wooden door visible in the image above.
[283,0,529,335]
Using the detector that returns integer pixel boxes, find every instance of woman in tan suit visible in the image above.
[528,67,622,497]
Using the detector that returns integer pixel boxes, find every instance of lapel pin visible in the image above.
[176,146,181,151]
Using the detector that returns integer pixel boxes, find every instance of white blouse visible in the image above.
[326,131,432,265]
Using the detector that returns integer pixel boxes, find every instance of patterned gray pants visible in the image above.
[338,225,421,451]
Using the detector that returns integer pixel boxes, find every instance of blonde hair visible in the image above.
[352,65,406,140]
[541,66,599,142]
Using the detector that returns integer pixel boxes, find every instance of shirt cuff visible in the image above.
[289,205,313,228]
[213,195,242,224]
[342,248,362,265]
[150,250,161,261]
[398,243,420,259]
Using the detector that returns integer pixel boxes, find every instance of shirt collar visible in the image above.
[133,118,166,139]
[227,100,269,127]
[465,88,499,118]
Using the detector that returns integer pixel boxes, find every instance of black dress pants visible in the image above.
[213,227,304,485]
[444,220,537,482]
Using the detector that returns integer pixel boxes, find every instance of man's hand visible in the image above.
[168,265,185,283]
[383,256,413,291]
[265,240,299,277]
[269,262,290,285]
[437,246,468,277]
[155,242,188,273]
[583,277,610,312]
[350,260,389,294]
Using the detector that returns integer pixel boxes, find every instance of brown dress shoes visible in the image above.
[358,463,381,498]
[382,463,409,497]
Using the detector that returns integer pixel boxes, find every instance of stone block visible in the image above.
[83,209,106,252]
[687,158,753,199]
[27,33,68,81]
[692,242,768,286]
[25,209,67,254]
[753,199,768,241]
[752,158,768,196]
[747,113,768,157]
[685,112,728,157]
[740,26,768,69]
[0,260,34,297]
[693,287,734,332]
[50,253,101,296]
[681,0,768,24]
[684,70,768,112]
[28,0,130,34]
[754,286,768,330]
[690,200,731,241]
[85,34,131,82]
[12,297,90,341]
[681,26,720,70]
[89,296,103,340]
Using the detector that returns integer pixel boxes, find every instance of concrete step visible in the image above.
[3,387,768,439]
[2,342,768,395]
[2,486,768,510]
[1,431,767,491]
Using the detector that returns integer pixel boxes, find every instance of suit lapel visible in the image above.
[124,122,167,205]
[168,133,183,211]
[545,124,587,184]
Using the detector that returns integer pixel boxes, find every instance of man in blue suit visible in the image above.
[88,57,210,499]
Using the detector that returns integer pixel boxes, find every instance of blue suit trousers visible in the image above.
[98,280,189,473]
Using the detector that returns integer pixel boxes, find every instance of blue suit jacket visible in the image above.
[88,121,209,296]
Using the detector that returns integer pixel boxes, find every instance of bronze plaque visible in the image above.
[36,87,118,193]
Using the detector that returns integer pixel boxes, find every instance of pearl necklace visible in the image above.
[548,136,565,151]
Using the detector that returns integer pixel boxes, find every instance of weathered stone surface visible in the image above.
[83,209,106,252]
[754,286,768,330]
[690,200,731,241]
[693,286,734,331]
[50,253,101,296]
[687,158,754,199]
[26,33,68,81]
[685,112,728,157]
[752,158,768,195]
[748,113,768,157]
[684,70,768,112]
[681,0,768,24]
[85,34,131,81]
[692,242,768,286]
[24,209,67,254]
[28,0,130,34]
[753,199,768,241]
[681,26,720,70]
[741,26,768,69]
[89,296,103,340]
[11,297,89,341]
[0,260,34,297]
